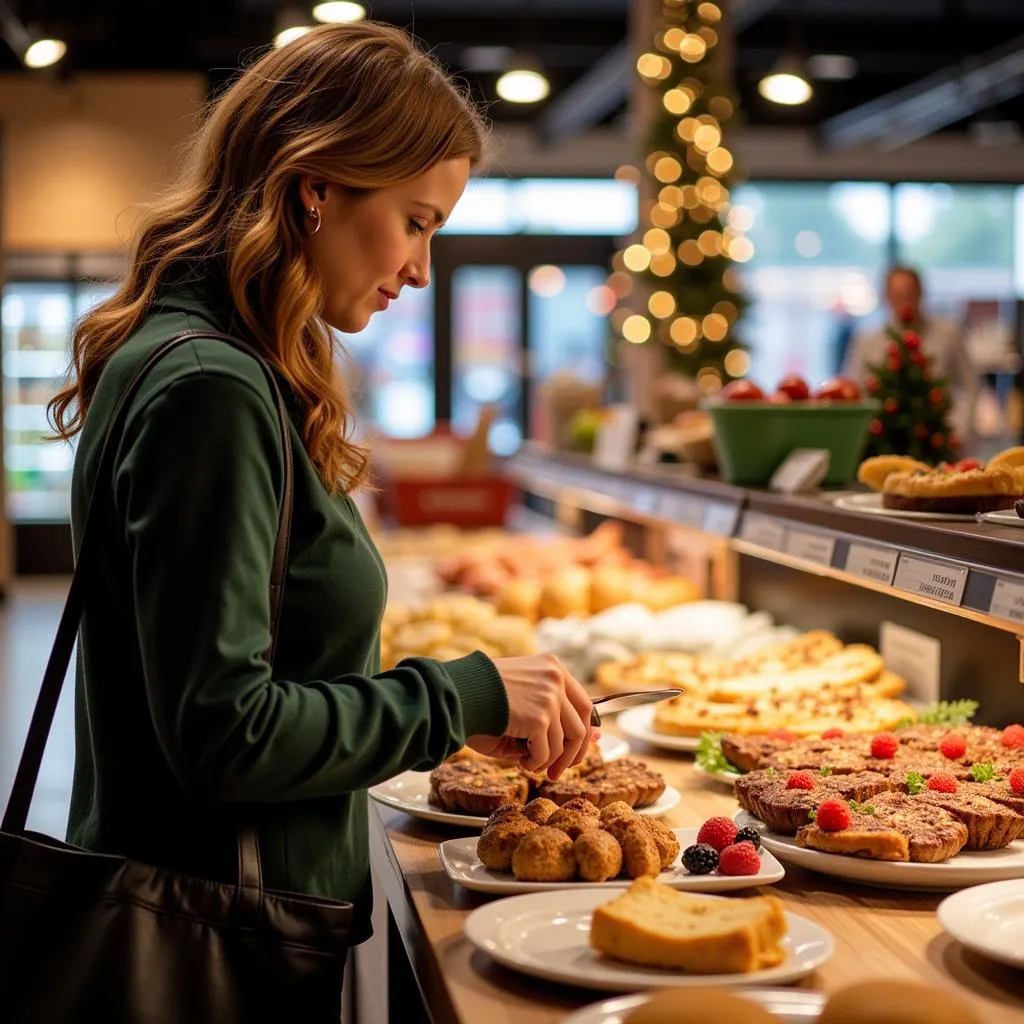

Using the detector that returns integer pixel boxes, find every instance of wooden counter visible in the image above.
[365,730,1024,1024]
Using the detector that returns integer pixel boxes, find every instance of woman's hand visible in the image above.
[465,653,595,779]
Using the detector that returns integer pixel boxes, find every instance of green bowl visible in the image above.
[703,400,881,486]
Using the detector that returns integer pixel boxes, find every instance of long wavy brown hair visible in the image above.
[49,22,487,492]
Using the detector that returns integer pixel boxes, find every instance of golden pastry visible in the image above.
[857,455,930,491]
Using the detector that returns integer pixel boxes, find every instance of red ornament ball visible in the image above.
[931,432,946,448]
[883,397,899,414]
[911,352,927,366]
[903,331,921,349]
[869,418,883,436]
[866,376,880,394]
[914,424,929,439]
[887,356,902,372]
[929,387,944,404]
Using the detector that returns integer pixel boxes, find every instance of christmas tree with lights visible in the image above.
[609,0,750,394]
[863,312,958,462]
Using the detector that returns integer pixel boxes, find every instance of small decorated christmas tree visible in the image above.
[863,309,959,463]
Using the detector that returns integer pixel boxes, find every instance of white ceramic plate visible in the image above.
[693,761,744,786]
[563,988,828,1024]
[735,810,1024,893]
[832,493,978,521]
[938,879,1024,969]
[370,773,681,829]
[599,735,630,761]
[978,509,1024,529]
[463,888,834,993]
[616,705,699,752]
[439,827,785,895]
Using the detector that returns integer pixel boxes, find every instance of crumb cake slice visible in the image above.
[796,811,910,861]
[913,790,1024,850]
[866,792,969,862]
[736,770,893,835]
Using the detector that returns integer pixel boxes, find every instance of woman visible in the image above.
[49,21,594,951]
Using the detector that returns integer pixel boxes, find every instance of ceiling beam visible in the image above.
[819,33,1024,150]
[534,38,630,144]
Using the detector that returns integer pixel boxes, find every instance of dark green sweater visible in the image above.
[66,288,509,939]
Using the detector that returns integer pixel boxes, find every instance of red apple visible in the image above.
[720,379,765,402]
[775,374,811,401]
[815,377,862,401]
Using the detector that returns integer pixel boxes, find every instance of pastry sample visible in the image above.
[434,519,700,621]
[858,445,1024,514]
[428,746,668,816]
[589,877,788,974]
[381,593,535,669]
[729,718,1024,864]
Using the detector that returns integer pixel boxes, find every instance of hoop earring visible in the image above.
[308,206,322,236]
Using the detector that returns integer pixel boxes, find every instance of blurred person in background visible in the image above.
[46,22,595,1015]
[843,266,980,446]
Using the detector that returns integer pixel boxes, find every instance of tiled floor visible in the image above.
[0,577,74,837]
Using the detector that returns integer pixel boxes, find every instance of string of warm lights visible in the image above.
[609,0,751,394]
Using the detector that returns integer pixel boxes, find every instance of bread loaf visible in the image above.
[589,877,787,974]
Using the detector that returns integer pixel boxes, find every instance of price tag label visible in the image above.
[738,513,786,551]
[703,502,740,537]
[880,621,941,703]
[990,578,1024,625]
[660,492,705,528]
[784,529,836,566]
[893,556,968,606]
[845,544,899,586]
[768,448,831,493]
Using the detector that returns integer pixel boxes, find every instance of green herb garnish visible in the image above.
[818,766,833,777]
[917,700,979,726]
[905,771,926,795]
[807,808,817,822]
[696,731,741,776]
[848,799,875,814]
[765,767,778,777]
[970,762,1002,783]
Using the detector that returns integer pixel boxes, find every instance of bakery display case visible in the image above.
[354,443,1024,1024]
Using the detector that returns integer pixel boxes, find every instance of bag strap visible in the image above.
[1,330,294,915]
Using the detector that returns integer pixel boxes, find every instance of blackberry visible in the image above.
[734,826,762,851]
[1016,497,1024,519]
[681,843,719,875]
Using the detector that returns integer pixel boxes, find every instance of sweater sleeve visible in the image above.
[113,368,509,803]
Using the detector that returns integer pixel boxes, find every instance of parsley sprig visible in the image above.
[696,732,741,776]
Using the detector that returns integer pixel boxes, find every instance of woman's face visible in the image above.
[300,157,470,333]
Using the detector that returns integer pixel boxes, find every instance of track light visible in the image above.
[23,37,66,68]
[758,56,813,106]
[496,54,550,104]
[313,2,365,21]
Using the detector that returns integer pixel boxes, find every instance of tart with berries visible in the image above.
[859,449,1024,514]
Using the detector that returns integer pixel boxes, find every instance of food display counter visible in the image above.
[352,446,1024,1024]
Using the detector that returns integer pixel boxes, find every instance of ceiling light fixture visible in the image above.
[758,57,813,106]
[273,6,312,47]
[312,2,366,23]
[496,54,550,104]
[274,25,312,47]
[23,36,66,69]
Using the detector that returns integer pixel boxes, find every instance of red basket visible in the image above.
[383,476,515,527]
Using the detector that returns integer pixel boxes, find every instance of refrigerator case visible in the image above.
[1,278,118,524]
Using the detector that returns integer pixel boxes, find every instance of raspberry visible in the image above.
[681,843,719,875]
[718,842,762,876]
[870,732,900,759]
[821,728,846,740]
[696,816,738,853]
[815,799,852,832]
[927,773,958,793]
[786,771,816,790]
[1008,768,1024,795]
[939,733,967,760]
[734,826,762,850]
[768,729,797,743]
[1001,724,1024,749]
